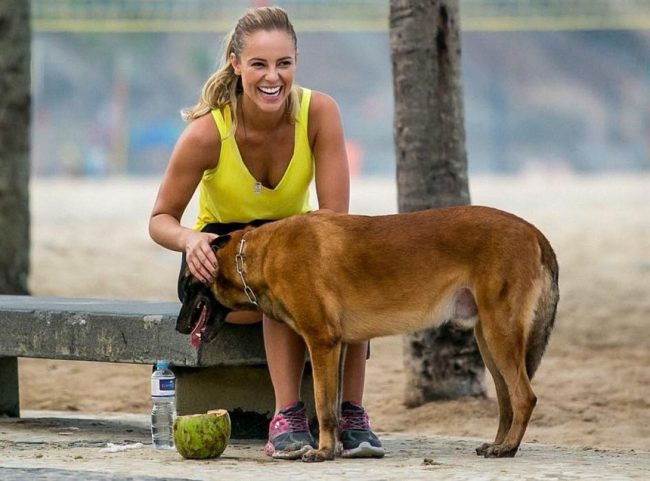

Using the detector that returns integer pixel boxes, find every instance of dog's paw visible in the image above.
[475,442,491,456]
[302,448,334,463]
[482,443,519,458]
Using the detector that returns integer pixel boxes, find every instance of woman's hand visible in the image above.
[185,231,220,284]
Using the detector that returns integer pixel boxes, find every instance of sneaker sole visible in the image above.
[340,441,385,458]
[265,442,313,460]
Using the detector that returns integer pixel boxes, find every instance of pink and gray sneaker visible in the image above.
[264,401,316,460]
[338,401,385,458]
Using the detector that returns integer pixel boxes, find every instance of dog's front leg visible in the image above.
[302,341,342,462]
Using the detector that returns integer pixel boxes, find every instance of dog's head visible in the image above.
[176,235,232,348]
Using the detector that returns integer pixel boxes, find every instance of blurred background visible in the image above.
[19,1,650,445]
[31,0,650,178]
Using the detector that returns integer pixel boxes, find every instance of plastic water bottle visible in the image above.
[150,360,176,450]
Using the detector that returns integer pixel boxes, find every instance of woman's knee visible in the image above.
[225,310,262,324]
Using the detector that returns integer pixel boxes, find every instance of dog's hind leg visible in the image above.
[474,320,513,456]
[479,307,537,458]
[301,340,343,462]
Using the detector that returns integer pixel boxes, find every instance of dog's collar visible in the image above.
[235,233,258,306]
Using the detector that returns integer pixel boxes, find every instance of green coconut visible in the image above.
[173,409,231,459]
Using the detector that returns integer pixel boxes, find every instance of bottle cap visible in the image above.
[156,360,170,369]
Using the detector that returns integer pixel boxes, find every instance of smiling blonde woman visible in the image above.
[149,6,384,460]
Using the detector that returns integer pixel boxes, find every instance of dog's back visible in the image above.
[255,207,557,347]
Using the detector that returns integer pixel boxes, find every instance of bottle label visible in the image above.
[152,377,176,397]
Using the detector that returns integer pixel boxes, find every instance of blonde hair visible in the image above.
[182,6,300,131]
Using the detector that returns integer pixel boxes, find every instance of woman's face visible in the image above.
[231,29,297,116]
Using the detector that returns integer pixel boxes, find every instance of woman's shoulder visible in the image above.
[303,89,344,149]
[174,113,220,170]
[181,113,220,147]
[305,89,340,112]
[305,89,342,127]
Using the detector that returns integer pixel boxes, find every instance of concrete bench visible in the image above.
[0,295,313,438]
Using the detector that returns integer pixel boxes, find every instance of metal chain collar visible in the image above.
[235,234,258,306]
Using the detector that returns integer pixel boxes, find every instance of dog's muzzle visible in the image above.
[176,277,231,348]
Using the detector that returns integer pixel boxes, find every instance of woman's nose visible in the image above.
[265,67,279,81]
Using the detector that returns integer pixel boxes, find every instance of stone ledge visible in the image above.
[0,295,317,437]
[0,295,266,366]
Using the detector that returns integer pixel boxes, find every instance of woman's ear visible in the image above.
[230,53,241,76]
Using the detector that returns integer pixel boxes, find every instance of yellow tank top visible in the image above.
[194,89,314,229]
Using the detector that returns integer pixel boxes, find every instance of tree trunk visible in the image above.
[389,0,485,405]
[0,0,31,294]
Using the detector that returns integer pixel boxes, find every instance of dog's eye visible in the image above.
[183,277,200,296]
[183,278,211,301]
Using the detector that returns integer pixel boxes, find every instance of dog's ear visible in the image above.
[210,235,231,250]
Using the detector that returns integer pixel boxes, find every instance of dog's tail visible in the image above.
[526,234,560,380]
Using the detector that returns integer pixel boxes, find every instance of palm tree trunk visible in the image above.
[390,0,485,405]
[0,0,31,294]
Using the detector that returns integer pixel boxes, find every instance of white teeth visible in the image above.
[259,86,281,96]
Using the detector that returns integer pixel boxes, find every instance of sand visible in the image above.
[19,172,650,451]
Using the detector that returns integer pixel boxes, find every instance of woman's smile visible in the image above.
[259,86,282,97]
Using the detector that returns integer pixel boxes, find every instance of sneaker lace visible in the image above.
[282,410,309,433]
[342,410,370,431]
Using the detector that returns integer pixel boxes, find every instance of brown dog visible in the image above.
[177,206,559,462]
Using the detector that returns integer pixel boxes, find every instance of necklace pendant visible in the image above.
[254,181,262,194]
